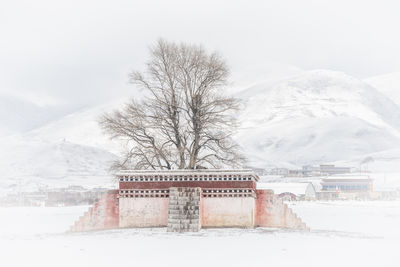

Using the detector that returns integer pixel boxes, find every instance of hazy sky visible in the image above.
[1,0,400,109]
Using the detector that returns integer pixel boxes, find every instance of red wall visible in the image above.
[255,189,275,227]
[102,190,119,229]
[255,189,308,230]
[120,181,256,190]
[69,190,119,232]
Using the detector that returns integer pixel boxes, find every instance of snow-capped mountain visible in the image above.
[24,69,400,170]
[0,92,79,136]
[365,72,400,106]
[0,135,118,194]
[0,93,123,193]
[3,69,400,192]
[25,98,129,154]
[237,70,400,168]
[0,93,48,136]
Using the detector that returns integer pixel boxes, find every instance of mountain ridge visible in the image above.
[2,69,400,192]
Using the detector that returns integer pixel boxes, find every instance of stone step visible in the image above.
[168,219,200,225]
[167,187,202,232]
[168,214,200,220]
[168,223,200,229]
[168,204,200,210]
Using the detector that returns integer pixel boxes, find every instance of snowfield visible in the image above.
[1,201,399,267]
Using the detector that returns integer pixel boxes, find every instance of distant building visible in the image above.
[46,188,108,206]
[301,164,352,177]
[321,175,373,192]
[317,175,373,200]
[319,165,352,175]
[370,188,400,200]
[257,182,316,200]
[269,168,289,176]
[250,167,268,176]
[268,164,353,178]
[302,165,321,176]
[287,169,305,177]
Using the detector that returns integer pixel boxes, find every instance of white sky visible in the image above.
[1,0,399,108]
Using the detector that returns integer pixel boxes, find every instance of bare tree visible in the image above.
[99,39,245,170]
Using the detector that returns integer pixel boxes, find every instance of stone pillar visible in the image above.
[167,187,201,232]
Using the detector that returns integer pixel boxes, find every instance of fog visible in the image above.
[1,2,400,266]
[1,0,400,109]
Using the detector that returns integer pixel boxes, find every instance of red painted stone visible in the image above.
[70,190,119,232]
[119,181,256,190]
[255,189,275,227]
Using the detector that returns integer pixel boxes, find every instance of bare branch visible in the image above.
[99,39,246,170]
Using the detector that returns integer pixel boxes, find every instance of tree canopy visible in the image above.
[100,39,245,170]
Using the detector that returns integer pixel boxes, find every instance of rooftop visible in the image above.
[116,169,259,181]
[322,174,372,180]
[117,169,255,175]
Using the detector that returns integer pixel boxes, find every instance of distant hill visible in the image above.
[237,70,400,168]
[365,72,400,106]
[0,135,118,194]
[3,69,400,192]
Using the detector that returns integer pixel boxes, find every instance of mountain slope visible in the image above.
[237,70,400,168]
[0,96,133,193]
[365,72,400,105]
[0,135,118,194]
[24,98,129,154]
[3,69,400,193]
[0,92,78,137]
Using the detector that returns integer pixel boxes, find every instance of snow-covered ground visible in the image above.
[1,201,399,267]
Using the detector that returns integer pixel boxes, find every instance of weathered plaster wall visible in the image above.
[70,188,308,232]
[201,197,255,228]
[255,189,308,230]
[255,189,285,227]
[119,197,169,228]
[69,190,119,232]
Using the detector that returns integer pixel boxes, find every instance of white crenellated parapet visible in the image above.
[116,169,259,182]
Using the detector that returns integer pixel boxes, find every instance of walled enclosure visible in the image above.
[119,189,256,229]
[70,170,308,232]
